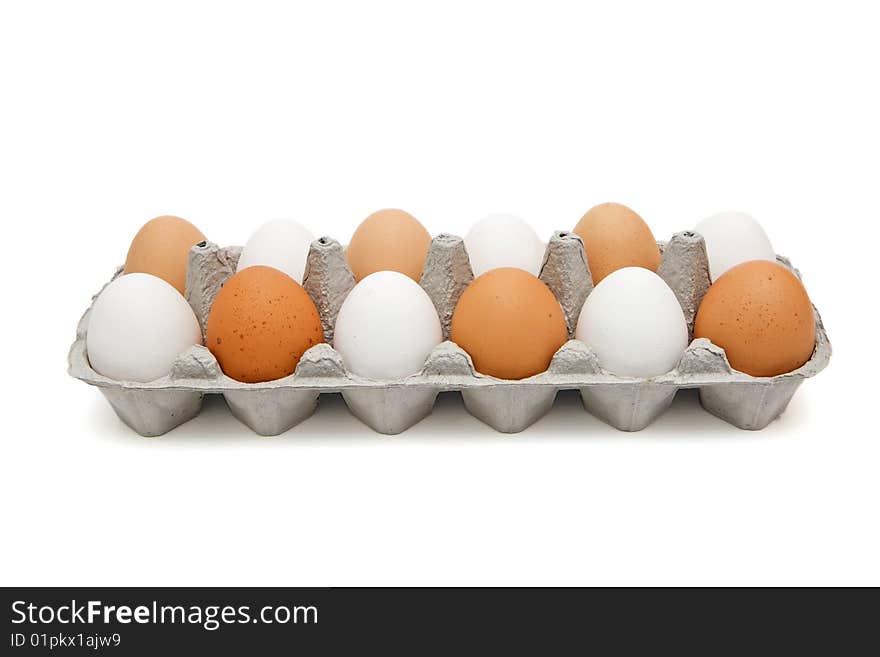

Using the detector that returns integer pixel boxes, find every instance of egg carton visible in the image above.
[68,231,831,436]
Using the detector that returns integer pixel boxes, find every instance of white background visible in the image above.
[1,1,877,586]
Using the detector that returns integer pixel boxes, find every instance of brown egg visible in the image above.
[206,266,323,383]
[450,267,568,380]
[347,208,431,282]
[124,215,206,295]
[572,202,661,284]
[694,260,816,377]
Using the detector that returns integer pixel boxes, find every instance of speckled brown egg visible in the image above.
[450,267,568,380]
[346,208,431,282]
[124,215,206,295]
[694,260,816,377]
[206,266,323,383]
[573,202,661,284]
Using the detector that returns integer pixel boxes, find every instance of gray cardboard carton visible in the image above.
[68,231,831,436]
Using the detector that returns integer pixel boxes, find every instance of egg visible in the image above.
[237,218,315,284]
[86,273,202,382]
[450,268,567,380]
[124,215,206,295]
[575,267,688,378]
[464,213,545,276]
[346,209,431,282]
[694,211,775,281]
[694,260,815,377]
[206,266,323,383]
[572,202,661,284]
[333,271,442,380]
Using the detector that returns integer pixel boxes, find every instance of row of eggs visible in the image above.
[86,205,816,385]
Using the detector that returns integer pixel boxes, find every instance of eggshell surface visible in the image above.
[572,203,661,284]
[464,213,545,276]
[124,215,206,294]
[695,212,776,281]
[86,273,202,382]
[346,209,431,282]
[694,260,815,377]
[450,268,567,380]
[206,266,323,383]
[575,267,688,378]
[334,271,442,380]
[237,218,315,284]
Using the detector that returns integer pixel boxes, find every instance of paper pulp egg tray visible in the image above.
[68,231,831,436]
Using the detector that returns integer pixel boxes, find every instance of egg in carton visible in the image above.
[68,231,831,436]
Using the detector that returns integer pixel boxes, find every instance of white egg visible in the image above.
[86,273,202,382]
[694,212,775,281]
[575,267,687,378]
[464,213,545,276]
[334,271,442,380]
[237,218,315,284]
